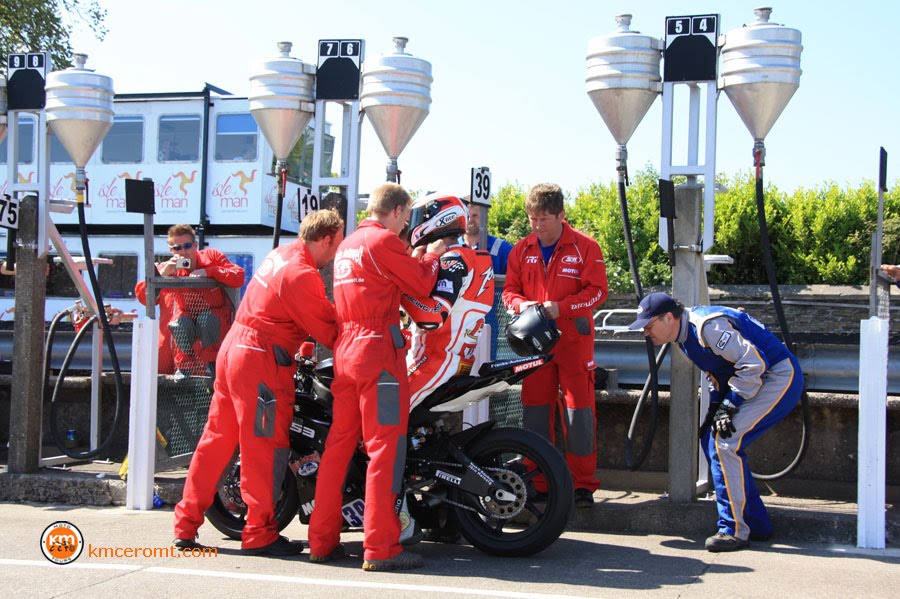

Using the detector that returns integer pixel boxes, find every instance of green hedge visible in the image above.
[486,167,900,293]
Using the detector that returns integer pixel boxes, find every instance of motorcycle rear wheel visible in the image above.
[205,458,300,540]
[449,427,573,557]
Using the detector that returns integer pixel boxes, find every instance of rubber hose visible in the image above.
[47,198,126,460]
[42,307,72,404]
[273,167,286,249]
[47,314,99,456]
[624,342,669,470]
[751,162,810,480]
[616,177,662,471]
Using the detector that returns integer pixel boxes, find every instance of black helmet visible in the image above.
[505,304,560,357]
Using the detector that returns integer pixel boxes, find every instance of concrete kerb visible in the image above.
[1,463,897,548]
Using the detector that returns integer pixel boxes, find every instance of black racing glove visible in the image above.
[713,399,739,438]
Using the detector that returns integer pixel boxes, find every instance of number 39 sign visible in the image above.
[470,167,492,206]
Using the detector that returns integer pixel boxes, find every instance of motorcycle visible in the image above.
[205,351,574,557]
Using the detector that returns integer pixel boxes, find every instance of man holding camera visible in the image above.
[135,224,244,376]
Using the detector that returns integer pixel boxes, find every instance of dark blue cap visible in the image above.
[627,292,678,330]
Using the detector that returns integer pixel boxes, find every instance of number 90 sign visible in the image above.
[470,167,491,205]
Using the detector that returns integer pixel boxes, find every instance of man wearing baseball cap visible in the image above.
[629,292,804,552]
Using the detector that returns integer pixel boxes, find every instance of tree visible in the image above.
[0,0,107,73]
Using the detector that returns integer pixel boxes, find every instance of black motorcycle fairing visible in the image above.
[477,354,553,383]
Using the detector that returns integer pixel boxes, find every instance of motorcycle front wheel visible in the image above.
[449,427,573,557]
[205,455,300,540]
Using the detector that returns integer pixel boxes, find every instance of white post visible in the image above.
[126,318,159,510]
[857,316,888,549]
[463,323,492,428]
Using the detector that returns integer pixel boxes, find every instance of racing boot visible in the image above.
[362,551,424,572]
[241,535,304,557]
[309,543,347,563]
[173,536,207,551]
[705,532,749,552]
[398,496,423,546]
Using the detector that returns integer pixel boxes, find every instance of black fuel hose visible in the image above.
[623,342,669,469]
[615,166,663,471]
[48,314,99,450]
[42,307,72,402]
[751,148,810,480]
[273,166,286,249]
[47,185,125,460]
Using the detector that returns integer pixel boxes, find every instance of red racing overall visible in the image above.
[308,220,440,562]
[403,246,495,409]
[135,248,244,374]
[173,241,336,549]
[502,221,608,491]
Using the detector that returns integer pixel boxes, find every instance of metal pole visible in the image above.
[667,182,704,502]
[143,179,156,319]
[870,148,890,319]
[8,195,48,473]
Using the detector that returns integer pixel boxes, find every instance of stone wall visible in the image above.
[602,285,900,340]
[2,285,898,499]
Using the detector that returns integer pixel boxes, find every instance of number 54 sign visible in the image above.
[470,167,491,205]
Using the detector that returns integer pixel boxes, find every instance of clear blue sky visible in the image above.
[68,0,900,198]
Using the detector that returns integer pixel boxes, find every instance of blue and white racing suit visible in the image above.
[677,306,803,540]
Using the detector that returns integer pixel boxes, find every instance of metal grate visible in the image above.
[152,280,234,470]
[488,283,523,429]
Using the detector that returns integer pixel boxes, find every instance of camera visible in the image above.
[177,258,191,269]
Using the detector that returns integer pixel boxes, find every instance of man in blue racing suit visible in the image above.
[629,292,803,552]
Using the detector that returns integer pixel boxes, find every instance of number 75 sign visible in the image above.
[0,196,19,231]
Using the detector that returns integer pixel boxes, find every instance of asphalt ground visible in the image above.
[1,457,898,548]
[2,502,899,599]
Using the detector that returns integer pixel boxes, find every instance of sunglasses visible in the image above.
[169,241,194,252]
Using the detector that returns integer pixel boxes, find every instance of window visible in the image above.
[102,116,144,163]
[46,256,80,298]
[0,252,14,297]
[158,115,201,162]
[49,130,74,164]
[0,254,81,298]
[215,113,258,162]
[0,116,35,164]
[225,253,254,299]
[281,126,335,187]
[98,253,139,299]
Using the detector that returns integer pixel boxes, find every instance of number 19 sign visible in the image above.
[470,167,492,205]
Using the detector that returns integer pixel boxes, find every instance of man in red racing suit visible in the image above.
[172,210,343,556]
[308,183,446,571]
[135,224,245,376]
[502,183,608,507]
[403,244,495,410]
